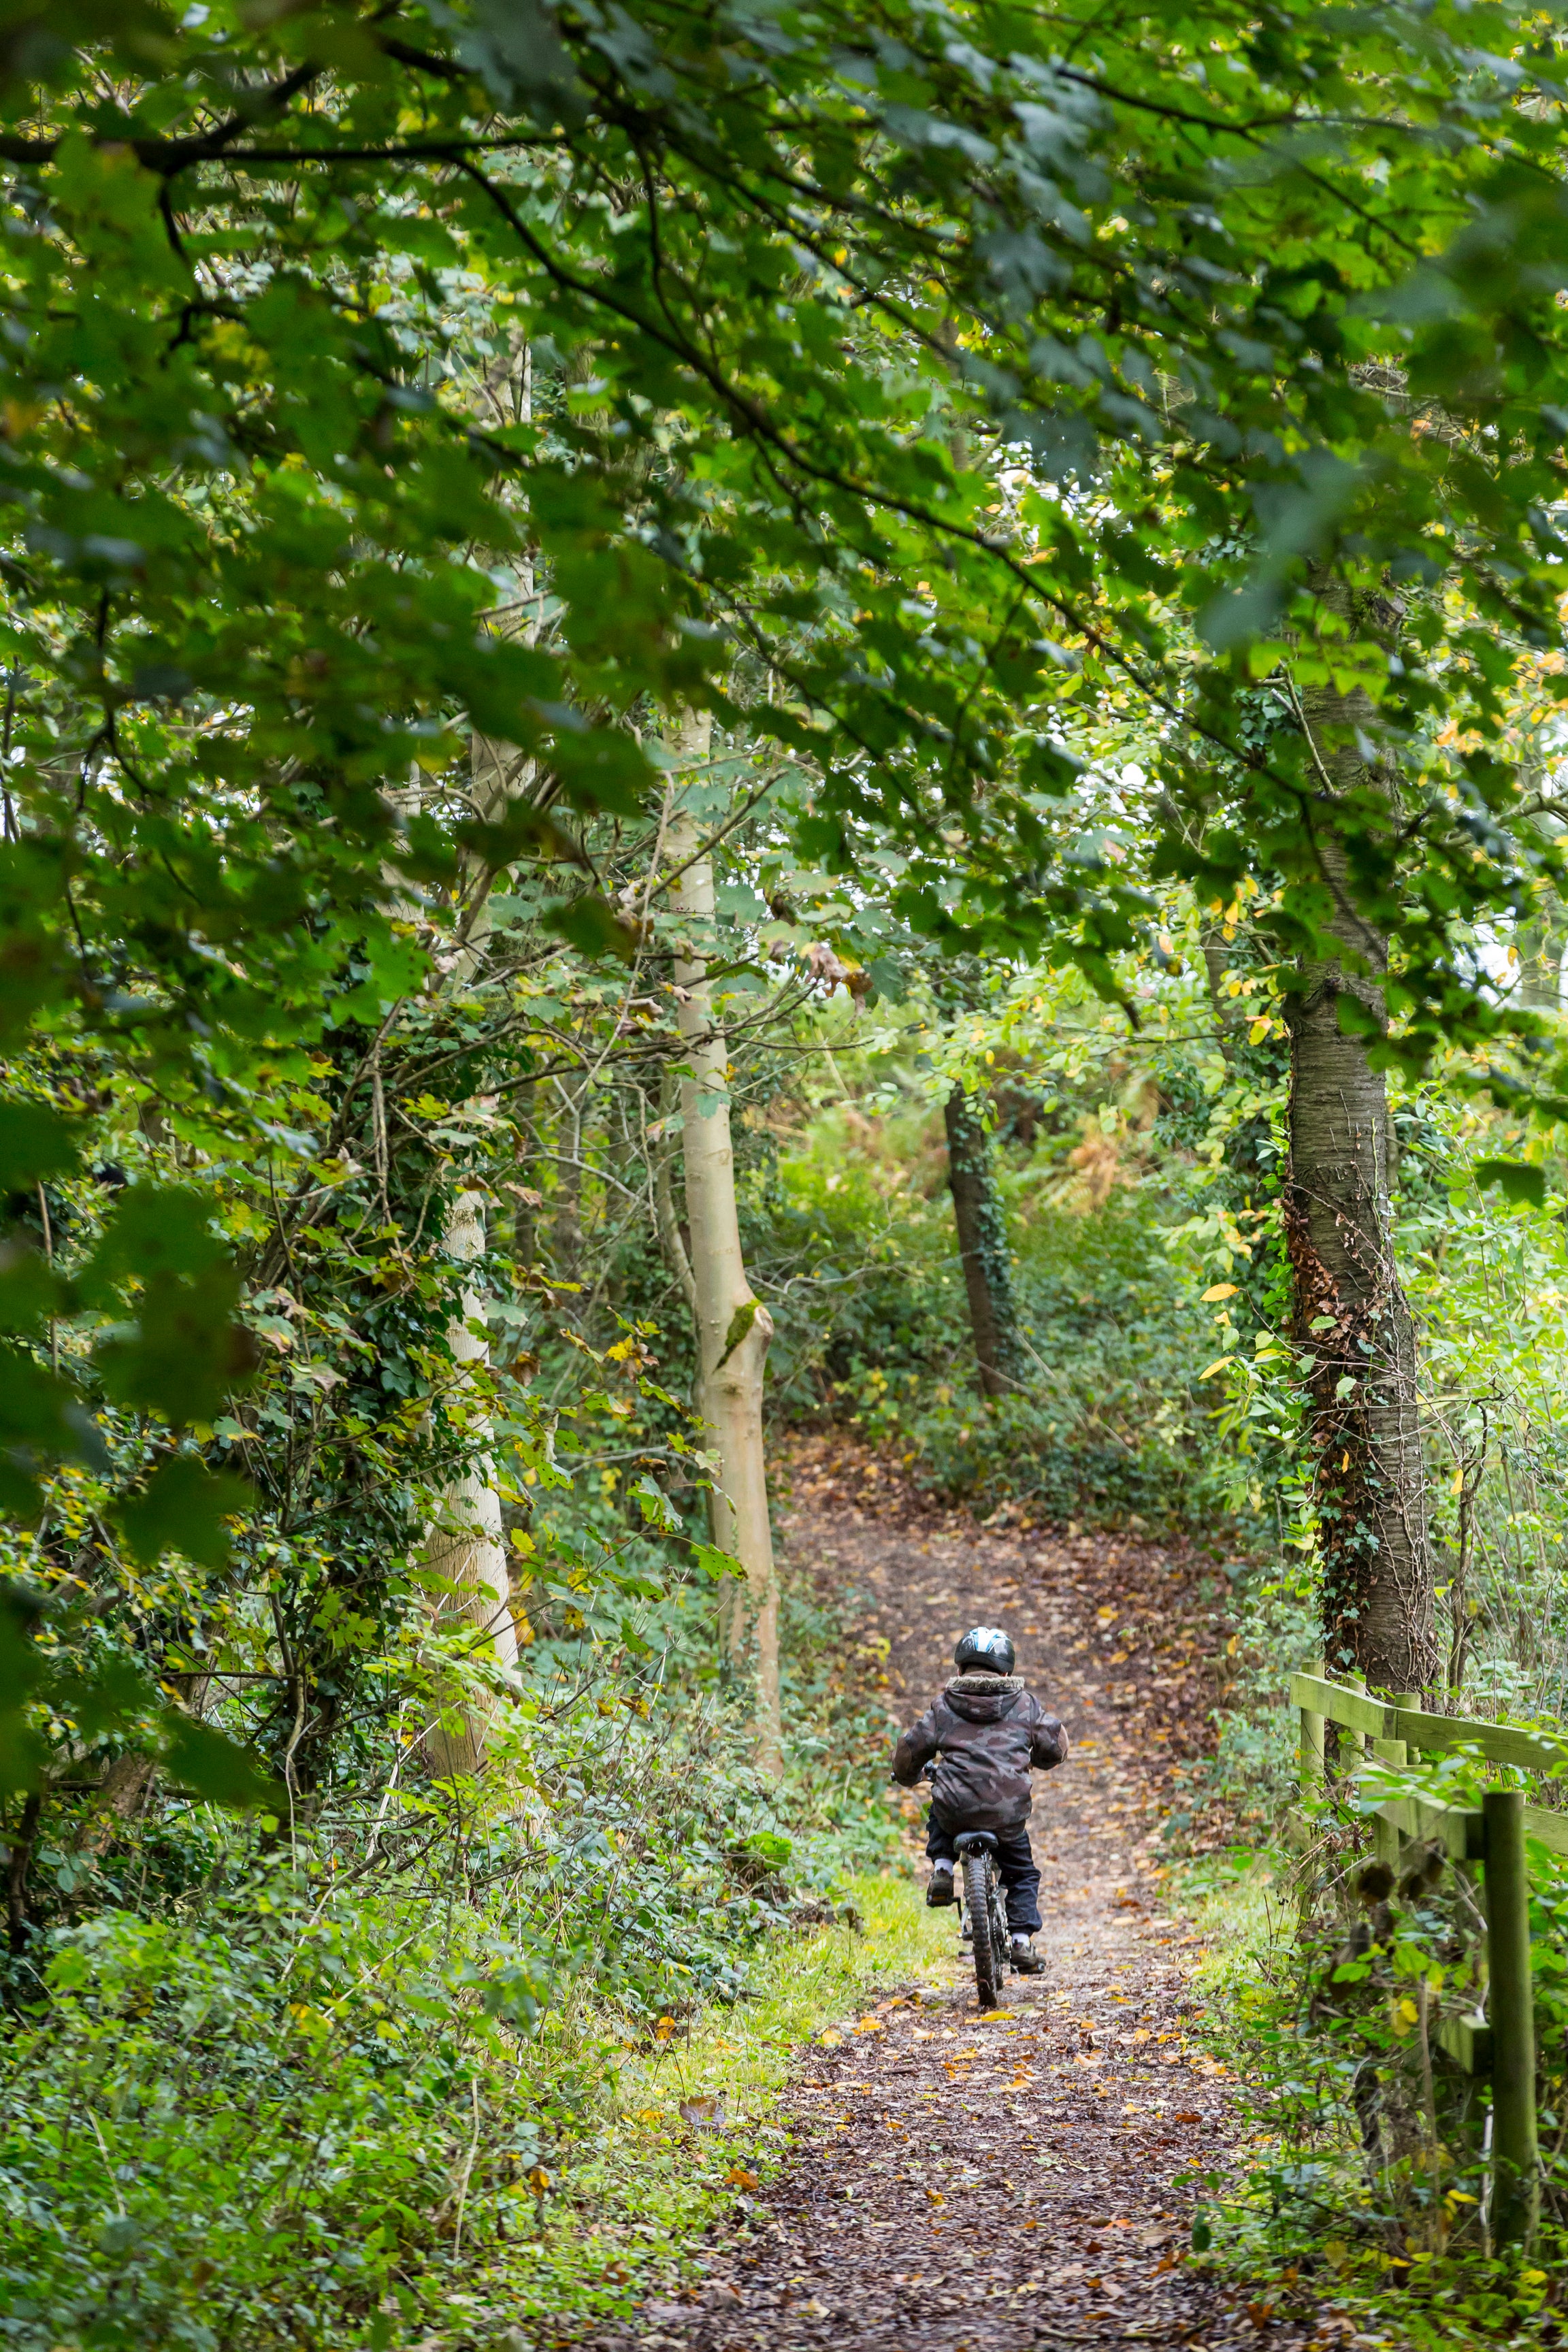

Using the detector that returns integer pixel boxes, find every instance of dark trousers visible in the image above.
[926,1813,1042,1935]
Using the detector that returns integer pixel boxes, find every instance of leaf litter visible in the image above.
[565,1437,1332,2352]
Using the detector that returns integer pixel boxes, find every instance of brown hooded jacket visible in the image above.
[891,1672,1068,1832]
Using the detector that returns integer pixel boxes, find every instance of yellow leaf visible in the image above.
[1200,1358,1234,1380]
[1201,1283,1238,1303]
[817,2028,842,2046]
[1247,1018,1271,1045]
[725,2166,760,2190]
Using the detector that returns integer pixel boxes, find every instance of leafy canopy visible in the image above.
[5,0,1568,1514]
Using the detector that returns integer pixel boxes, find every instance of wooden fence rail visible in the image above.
[1288,1669,1552,2247]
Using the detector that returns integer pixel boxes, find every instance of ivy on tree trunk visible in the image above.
[1286,582,1437,1694]
[944,1085,1024,1401]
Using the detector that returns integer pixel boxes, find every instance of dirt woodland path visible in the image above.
[581,1439,1333,2352]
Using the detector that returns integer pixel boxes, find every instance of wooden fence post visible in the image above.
[1371,1725,1407,1872]
[1484,1788,1539,2247]
[1299,1705,1324,1802]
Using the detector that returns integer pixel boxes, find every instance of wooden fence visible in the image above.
[1290,1670,1568,2247]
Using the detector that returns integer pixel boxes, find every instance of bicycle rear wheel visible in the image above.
[964,1853,998,2008]
[990,1882,1011,1983]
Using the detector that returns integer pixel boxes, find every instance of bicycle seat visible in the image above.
[953,1829,999,1857]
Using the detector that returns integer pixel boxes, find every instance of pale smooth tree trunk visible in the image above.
[665,714,783,1776]
[423,1186,519,1778]
[417,336,537,1774]
[1286,575,1436,1692]
[944,1085,1024,1398]
[382,795,516,1776]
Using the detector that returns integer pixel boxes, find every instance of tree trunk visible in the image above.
[385,788,519,1779]
[422,1188,519,1777]
[551,1096,584,1284]
[1516,906,1566,1012]
[419,346,535,1778]
[666,715,782,1776]
[944,1084,1024,1399]
[75,1750,157,1857]
[1286,585,1436,1693]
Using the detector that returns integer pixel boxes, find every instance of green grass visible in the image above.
[1177,1847,1284,1990]
[491,1872,953,2342]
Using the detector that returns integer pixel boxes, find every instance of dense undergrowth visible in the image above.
[1183,1837,1568,2352]
[0,1861,930,2352]
[753,1115,1226,1533]
[0,1567,905,2352]
[1173,1516,1568,2349]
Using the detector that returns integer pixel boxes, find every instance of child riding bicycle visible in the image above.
[891,1624,1069,1974]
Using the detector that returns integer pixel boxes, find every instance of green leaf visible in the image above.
[118,1456,255,1568]
[60,1653,157,1742]
[0,1340,108,1515]
[738,1830,792,1872]
[82,1184,230,1288]
[161,1716,281,1810]
[95,1262,259,1426]
[631,1472,679,1533]
[0,1584,49,1791]
[0,1100,79,1193]
[84,1190,258,1424]
[1474,1159,1547,1207]
[546,893,637,961]
[689,1543,743,1584]
[0,2,176,97]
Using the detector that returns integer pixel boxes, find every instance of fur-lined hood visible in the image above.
[944,1670,1026,1722]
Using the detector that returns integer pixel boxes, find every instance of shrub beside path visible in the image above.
[584,1438,1327,2352]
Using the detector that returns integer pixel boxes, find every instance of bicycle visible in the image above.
[954,1828,1013,2010]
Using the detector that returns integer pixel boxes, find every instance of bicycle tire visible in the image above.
[964,1852,998,2008]
[991,1884,1011,1982]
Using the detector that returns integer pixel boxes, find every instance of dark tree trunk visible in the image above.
[1287,589,1436,1693]
[7,1791,42,1964]
[944,1085,1024,1399]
